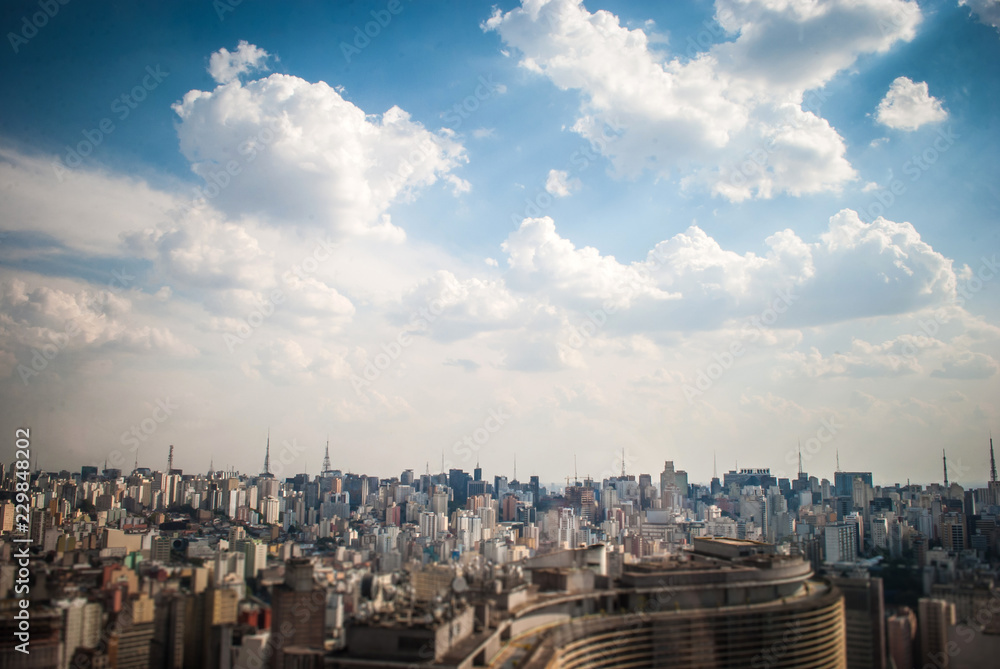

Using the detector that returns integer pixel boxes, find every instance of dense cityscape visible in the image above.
[1,435,999,668]
[2,0,999,668]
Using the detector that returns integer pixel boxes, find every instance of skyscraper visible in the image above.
[918,598,955,669]
[832,574,886,669]
[269,559,325,669]
[825,522,858,563]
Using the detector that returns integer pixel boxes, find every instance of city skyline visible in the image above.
[1,0,999,487]
[42,431,1000,493]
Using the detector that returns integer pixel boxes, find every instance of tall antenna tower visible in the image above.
[513,454,517,482]
[713,451,717,480]
[990,433,997,484]
[574,455,578,485]
[836,449,841,473]
[942,449,949,488]
[621,447,626,478]
[798,440,803,476]
[262,429,271,476]
[322,439,332,473]
[168,445,173,471]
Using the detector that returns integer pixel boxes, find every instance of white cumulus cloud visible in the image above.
[544,169,580,197]
[174,47,468,241]
[208,41,271,84]
[485,0,921,201]
[875,77,948,131]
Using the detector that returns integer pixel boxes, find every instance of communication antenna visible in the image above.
[990,433,997,483]
[262,430,271,476]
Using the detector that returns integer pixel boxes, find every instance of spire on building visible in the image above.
[168,444,173,472]
[798,440,803,476]
[134,447,138,474]
[836,449,841,473]
[990,433,997,484]
[261,429,273,478]
[943,449,949,488]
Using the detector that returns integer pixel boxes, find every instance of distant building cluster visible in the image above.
[2,440,1000,668]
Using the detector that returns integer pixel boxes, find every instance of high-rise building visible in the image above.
[449,469,470,506]
[0,502,16,534]
[835,472,873,498]
[56,598,103,668]
[0,607,63,669]
[723,468,777,490]
[151,535,172,563]
[261,496,280,525]
[887,607,918,669]
[270,559,326,669]
[419,511,440,539]
[557,507,577,548]
[235,539,268,579]
[941,512,966,551]
[833,575,886,669]
[430,490,449,516]
[918,598,955,669]
[659,461,676,493]
[467,479,488,499]
[825,522,858,563]
[871,515,889,551]
[510,539,846,668]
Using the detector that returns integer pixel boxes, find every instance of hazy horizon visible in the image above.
[1,0,998,487]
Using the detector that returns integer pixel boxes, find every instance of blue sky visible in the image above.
[1,0,998,487]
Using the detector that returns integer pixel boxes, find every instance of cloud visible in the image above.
[396,270,522,342]
[443,358,481,372]
[208,41,271,84]
[502,217,677,311]
[780,339,925,379]
[875,77,948,131]
[244,339,353,384]
[0,277,196,375]
[960,0,1000,33]
[497,209,956,334]
[790,210,956,324]
[931,351,999,379]
[124,210,273,292]
[485,0,921,200]
[545,169,580,197]
[173,57,468,241]
[0,146,181,256]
